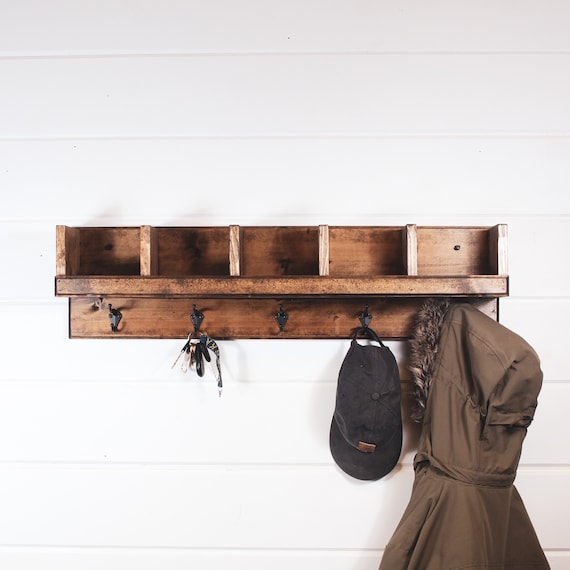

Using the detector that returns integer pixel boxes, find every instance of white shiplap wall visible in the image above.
[1,1,569,568]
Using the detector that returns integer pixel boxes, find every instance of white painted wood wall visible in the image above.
[1,1,569,568]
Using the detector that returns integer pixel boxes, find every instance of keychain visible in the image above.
[172,332,223,396]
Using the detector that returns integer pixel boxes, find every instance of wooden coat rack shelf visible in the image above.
[55,224,508,339]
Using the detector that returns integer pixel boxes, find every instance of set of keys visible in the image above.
[172,333,223,397]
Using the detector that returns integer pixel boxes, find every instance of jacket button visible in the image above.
[371,392,380,400]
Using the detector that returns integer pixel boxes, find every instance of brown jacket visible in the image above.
[379,301,550,569]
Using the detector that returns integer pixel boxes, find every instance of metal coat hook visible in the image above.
[108,304,122,333]
[358,305,373,328]
[190,304,205,333]
[275,304,288,333]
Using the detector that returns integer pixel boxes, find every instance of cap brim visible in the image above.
[329,416,402,481]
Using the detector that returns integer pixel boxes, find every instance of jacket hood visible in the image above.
[409,299,543,433]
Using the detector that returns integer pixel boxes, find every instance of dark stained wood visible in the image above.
[77,227,141,275]
[156,226,230,276]
[140,225,158,276]
[404,224,418,276]
[56,224,508,339]
[56,275,508,298]
[241,226,319,276]
[489,224,508,275]
[67,297,498,339]
[56,225,80,276]
[417,226,491,275]
[329,226,405,276]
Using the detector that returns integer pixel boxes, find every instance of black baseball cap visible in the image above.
[330,327,402,480]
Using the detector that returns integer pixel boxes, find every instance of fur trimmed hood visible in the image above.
[409,298,451,422]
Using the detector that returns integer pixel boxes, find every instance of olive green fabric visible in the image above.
[379,303,549,569]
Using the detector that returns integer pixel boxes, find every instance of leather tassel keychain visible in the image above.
[172,333,223,396]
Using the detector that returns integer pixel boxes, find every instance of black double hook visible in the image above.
[93,297,123,333]
[358,305,373,328]
[190,304,205,334]
[108,304,122,333]
[275,304,288,333]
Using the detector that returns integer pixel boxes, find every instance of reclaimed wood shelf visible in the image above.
[55,224,508,339]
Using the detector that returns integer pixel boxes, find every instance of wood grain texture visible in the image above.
[318,224,329,276]
[140,225,158,276]
[65,297,498,339]
[56,223,507,338]
[229,225,241,277]
[55,225,80,276]
[489,223,509,276]
[404,224,418,276]
[56,275,508,298]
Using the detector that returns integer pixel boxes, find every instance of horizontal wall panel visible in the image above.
[0,380,563,465]
[0,548,566,570]
[1,55,569,137]
[0,465,565,549]
[0,547,385,570]
[1,0,569,56]
[0,380,415,466]
[0,381,343,464]
[0,464,415,549]
[2,138,570,222]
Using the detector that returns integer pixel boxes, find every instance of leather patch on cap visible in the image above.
[357,441,377,453]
